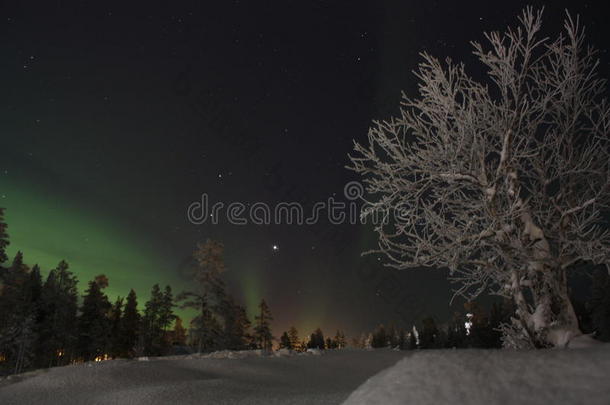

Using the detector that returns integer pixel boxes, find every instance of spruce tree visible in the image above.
[180,292,221,353]
[307,328,325,350]
[371,324,388,348]
[178,240,227,352]
[160,285,176,333]
[253,299,274,351]
[109,297,124,358]
[222,301,251,350]
[120,289,140,357]
[0,251,33,374]
[288,326,299,349]
[0,207,9,265]
[37,261,79,367]
[171,317,187,346]
[142,284,165,356]
[77,275,111,361]
[279,331,291,349]
[6,260,42,374]
[333,330,347,349]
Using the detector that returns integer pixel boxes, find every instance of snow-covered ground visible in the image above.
[345,345,610,405]
[1,346,608,404]
[0,349,406,405]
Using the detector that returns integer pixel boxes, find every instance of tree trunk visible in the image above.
[512,266,582,348]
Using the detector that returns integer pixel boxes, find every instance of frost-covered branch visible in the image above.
[349,7,610,348]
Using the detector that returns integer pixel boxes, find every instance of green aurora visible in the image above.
[0,177,295,333]
[1,177,188,312]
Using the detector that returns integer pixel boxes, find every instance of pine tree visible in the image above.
[27,265,43,306]
[371,324,388,348]
[0,207,9,265]
[142,284,165,356]
[160,286,175,332]
[253,299,274,351]
[178,291,221,353]
[178,240,227,352]
[118,289,140,357]
[222,301,251,350]
[77,275,111,361]
[6,261,42,373]
[139,284,176,356]
[279,331,291,349]
[362,333,373,350]
[37,261,79,367]
[109,297,124,358]
[307,328,324,350]
[333,330,347,349]
[9,251,27,274]
[0,251,34,374]
[171,317,187,346]
[288,326,299,349]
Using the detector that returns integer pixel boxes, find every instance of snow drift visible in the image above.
[344,345,610,405]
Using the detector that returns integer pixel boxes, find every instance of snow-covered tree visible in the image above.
[178,239,227,353]
[253,299,274,351]
[349,8,610,348]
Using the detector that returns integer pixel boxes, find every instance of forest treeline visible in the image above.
[0,208,349,375]
[1,207,609,376]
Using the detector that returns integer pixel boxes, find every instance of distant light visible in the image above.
[272,244,279,251]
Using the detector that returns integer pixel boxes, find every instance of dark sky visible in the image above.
[1,1,608,338]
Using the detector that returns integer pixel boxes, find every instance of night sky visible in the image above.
[1,1,608,338]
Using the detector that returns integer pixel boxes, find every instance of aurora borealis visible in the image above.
[2,1,607,339]
[1,176,174,296]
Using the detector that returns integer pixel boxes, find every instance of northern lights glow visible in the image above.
[1,176,178,303]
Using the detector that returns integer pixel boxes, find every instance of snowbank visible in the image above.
[344,345,610,405]
[0,349,404,405]
[137,348,323,361]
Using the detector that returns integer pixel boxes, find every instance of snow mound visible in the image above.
[273,348,295,357]
[0,350,407,405]
[344,346,610,405]
[304,348,323,356]
[133,349,320,362]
